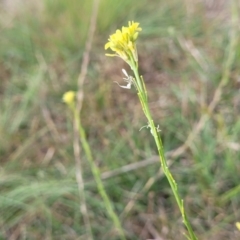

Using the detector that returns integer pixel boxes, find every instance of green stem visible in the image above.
[131,60,198,240]
[71,104,93,240]
[73,107,126,240]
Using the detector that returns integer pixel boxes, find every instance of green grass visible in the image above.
[1,0,240,239]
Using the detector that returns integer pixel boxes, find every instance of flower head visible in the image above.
[105,21,142,64]
[236,222,240,231]
[62,91,76,106]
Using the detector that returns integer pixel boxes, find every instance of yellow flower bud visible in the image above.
[236,222,240,231]
[62,91,76,105]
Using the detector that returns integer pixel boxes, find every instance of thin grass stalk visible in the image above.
[72,107,126,240]
[72,106,93,240]
[63,93,126,239]
[71,0,98,238]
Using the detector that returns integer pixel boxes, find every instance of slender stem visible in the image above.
[72,105,93,240]
[73,108,126,240]
[131,60,198,240]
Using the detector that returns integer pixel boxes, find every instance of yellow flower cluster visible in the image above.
[105,21,142,64]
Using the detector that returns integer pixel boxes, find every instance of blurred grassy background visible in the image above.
[0,0,240,239]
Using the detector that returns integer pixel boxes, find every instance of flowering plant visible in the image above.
[105,21,198,240]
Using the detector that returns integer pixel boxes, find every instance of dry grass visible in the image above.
[0,0,240,239]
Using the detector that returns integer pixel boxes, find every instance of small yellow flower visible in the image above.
[62,91,76,105]
[236,222,240,231]
[105,21,142,63]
